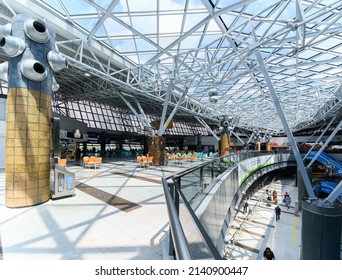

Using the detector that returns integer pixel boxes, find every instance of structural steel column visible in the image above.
[255,50,316,199]
[296,167,312,211]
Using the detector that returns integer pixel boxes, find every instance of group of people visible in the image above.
[266,190,292,221]
[266,189,279,204]
[264,190,294,259]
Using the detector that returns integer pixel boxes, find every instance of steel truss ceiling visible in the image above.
[1,0,342,134]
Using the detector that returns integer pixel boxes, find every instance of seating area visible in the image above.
[136,155,153,168]
[83,156,102,169]
[167,152,201,164]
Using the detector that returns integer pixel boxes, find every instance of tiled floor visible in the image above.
[0,158,200,260]
[0,158,309,260]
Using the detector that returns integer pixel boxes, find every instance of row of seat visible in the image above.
[83,156,102,169]
[168,153,198,164]
[136,156,153,168]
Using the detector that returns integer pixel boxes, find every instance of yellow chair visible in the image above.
[83,156,89,167]
[58,158,67,167]
[147,156,153,167]
[88,156,96,168]
[141,156,148,168]
[94,157,102,169]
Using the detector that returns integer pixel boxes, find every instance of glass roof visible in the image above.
[1,0,342,133]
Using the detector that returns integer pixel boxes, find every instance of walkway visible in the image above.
[0,158,202,260]
[224,178,301,260]
[0,158,313,260]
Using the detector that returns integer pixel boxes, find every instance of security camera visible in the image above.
[208,88,218,96]
[209,96,219,103]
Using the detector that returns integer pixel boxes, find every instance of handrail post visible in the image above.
[168,182,176,258]
[211,161,214,179]
[200,166,204,193]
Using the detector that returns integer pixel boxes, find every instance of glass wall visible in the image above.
[52,99,209,136]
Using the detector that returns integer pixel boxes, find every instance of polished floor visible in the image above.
[0,157,314,260]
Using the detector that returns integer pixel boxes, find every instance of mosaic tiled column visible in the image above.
[255,141,261,152]
[1,14,67,207]
[220,133,230,157]
[148,136,165,166]
[219,116,231,157]
[266,142,271,152]
[6,89,51,207]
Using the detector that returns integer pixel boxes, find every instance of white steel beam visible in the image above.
[307,119,342,168]
[324,180,342,205]
[255,50,316,200]
[303,116,336,160]
[195,117,220,141]
[159,91,187,136]
[158,80,173,136]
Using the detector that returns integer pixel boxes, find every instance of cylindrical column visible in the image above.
[220,133,230,157]
[297,167,312,211]
[301,199,342,260]
[148,136,165,166]
[2,14,67,207]
[6,89,51,207]
[255,141,261,152]
[266,142,271,152]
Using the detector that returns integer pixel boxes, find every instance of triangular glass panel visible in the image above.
[93,0,113,10]
[131,16,157,34]
[103,17,133,37]
[126,0,157,12]
[60,0,97,15]
[41,0,65,15]
[74,18,98,32]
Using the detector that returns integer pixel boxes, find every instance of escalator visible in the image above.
[306,151,342,176]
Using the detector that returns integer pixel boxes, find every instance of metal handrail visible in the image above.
[229,191,266,245]
[161,151,281,260]
[161,177,191,259]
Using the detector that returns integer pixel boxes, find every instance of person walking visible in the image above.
[263,247,275,260]
[285,195,291,210]
[273,190,278,204]
[275,205,281,221]
[243,199,249,214]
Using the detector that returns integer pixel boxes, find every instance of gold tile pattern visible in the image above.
[5,88,51,207]
[220,133,231,157]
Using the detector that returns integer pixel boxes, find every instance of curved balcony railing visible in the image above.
[162,151,293,260]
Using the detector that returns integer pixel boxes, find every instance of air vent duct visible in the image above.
[21,59,47,81]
